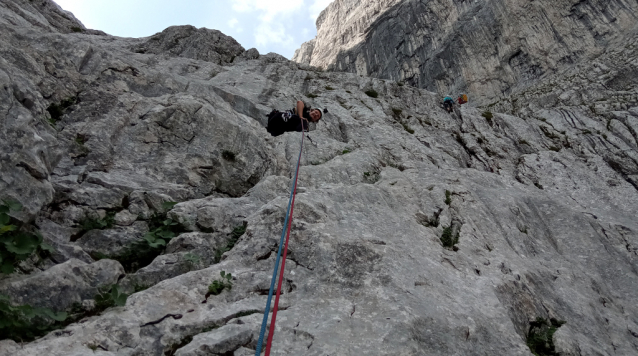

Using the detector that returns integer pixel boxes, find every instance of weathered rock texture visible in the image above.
[1,0,638,355]
[294,0,638,104]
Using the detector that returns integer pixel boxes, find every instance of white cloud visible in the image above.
[309,0,333,21]
[227,18,243,33]
[229,0,304,47]
[231,0,304,21]
[254,21,293,47]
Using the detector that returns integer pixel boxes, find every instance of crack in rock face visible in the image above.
[1,0,638,355]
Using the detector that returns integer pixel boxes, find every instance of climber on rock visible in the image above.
[266,100,325,137]
[443,96,455,113]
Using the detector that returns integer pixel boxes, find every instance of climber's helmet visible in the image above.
[309,109,322,122]
[309,108,328,122]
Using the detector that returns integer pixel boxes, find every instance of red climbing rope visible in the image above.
[259,122,306,356]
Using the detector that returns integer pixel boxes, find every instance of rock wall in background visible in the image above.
[1,0,638,355]
[294,0,638,104]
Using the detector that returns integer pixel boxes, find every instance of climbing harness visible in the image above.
[255,121,306,356]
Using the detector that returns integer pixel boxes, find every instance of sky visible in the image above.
[53,0,333,59]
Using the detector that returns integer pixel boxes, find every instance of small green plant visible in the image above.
[207,271,233,296]
[363,171,380,184]
[94,284,128,311]
[526,318,566,356]
[397,82,404,87]
[481,111,494,123]
[401,123,415,134]
[78,211,116,233]
[440,226,459,249]
[341,149,351,155]
[143,209,182,248]
[306,93,319,98]
[364,89,379,98]
[183,252,201,269]
[75,135,86,145]
[214,224,246,263]
[221,150,236,162]
[444,190,452,205]
[46,96,77,125]
[392,108,402,117]
[325,86,334,90]
[70,26,83,33]
[0,200,54,274]
[0,294,67,342]
[133,283,151,293]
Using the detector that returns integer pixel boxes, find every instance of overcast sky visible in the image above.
[53,0,333,59]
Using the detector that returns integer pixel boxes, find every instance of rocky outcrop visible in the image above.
[1,0,638,355]
[294,0,638,104]
[0,259,124,311]
[131,25,246,65]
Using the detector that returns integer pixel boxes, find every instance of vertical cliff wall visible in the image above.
[294,0,638,104]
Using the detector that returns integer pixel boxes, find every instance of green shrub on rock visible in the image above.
[0,200,54,274]
[214,224,246,263]
[527,317,566,356]
[78,211,116,233]
[207,271,233,297]
[143,202,183,248]
[0,294,67,342]
[94,285,129,311]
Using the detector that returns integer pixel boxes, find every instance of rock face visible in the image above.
[131,25,246,65]
[293,0,638,104]
[1,0,638,355]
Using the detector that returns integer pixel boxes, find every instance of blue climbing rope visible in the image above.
[254,127,305,355]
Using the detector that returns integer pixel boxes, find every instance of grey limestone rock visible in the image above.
[294,0,638,104]
[0,258,124,311]
[131,25,246,66]
[174,324,254,356]
[1,1,638,356]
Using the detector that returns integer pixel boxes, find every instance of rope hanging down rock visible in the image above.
[255,123,306,356]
